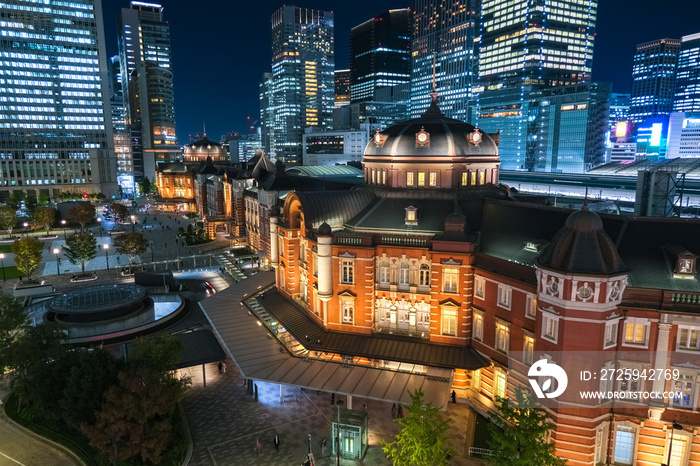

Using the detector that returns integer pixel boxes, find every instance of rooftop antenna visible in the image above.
[203,121,206,137]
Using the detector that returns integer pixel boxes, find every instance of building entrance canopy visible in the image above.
[199,272,452,406]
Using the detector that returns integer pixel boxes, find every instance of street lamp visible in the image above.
[97,217,103,235]
[0,253,6,281]
[130,215,136,232]
[52,248,61,275]
[103,243,110,270]
[61,219,67,240]
[336,398,344,466]
[22,222,28,237]
[663,422,684,466]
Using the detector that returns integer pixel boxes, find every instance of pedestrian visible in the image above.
[255,438,261,455]
[398,404,404,418]
[164,242,167,248]
[274,433,280,452]
[451,390,457,403]
[391,403,396,418]
[321,438,327,455]
[218,362,223,374]
[222,361,226,373]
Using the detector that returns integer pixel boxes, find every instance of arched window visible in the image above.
[378,261,390,287]
[398,262,410,290]
[419,264,430,289]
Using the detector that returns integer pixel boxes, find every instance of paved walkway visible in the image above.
[0,378,82,466]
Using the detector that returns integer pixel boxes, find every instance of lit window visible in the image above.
[443,267,459,293]
[679,258,694,273]
[471,368,481,390]
[523,335,534,364]
[678,326,700,350]
[441,306,457,336]
[623,319,647,345]
[479,170,486,185]
[398,263,410,290]
[672,374,695,408]
[407,172,414,186]
[474,275,485,299]
[419,264,430,288]
[613,425,635,465]
[429,172,437,186]
[378,261,390,287]
[525,293,537,319]
[495,321,509,352]
[340,260,354,285]
[472,310,484,341]
[418,172,425,186]
[497,284,511,309]
[494,369,507,399]
[470,171,476,185]
[461,172,468,186]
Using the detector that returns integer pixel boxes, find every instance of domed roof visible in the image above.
[184,136,227,162]
[538,206,626,275]
[317,222,332,236]
[364,99,498,159]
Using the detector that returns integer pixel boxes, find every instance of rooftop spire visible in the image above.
[203,121,206,137]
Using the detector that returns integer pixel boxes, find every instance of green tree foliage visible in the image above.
[138,177,151,195]
[37,193,49,205]
[381,389,453,466]
[82,335,190,465]
[63,233,97,273]
[12,237,43,280]
[487,388,566,466]
[67,203,96,233]
[0,294,28,376]
[8,191,25,210]
[113,232,148,269]
[0,205,17,238]
[102,203,130,227]
[33,206,56,235]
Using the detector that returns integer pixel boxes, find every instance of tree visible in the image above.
[8,191,25,210]
[33,206,56,235]
[0,205,17,238]
[138,177,151,195]
[103,203,130,228]
[381,389,453,466]
[487,388,566,466]
[12,237,43,281]
[113,232,148,271]
[82,335,190,465]
[63,233,97,274]
[0,294,29,376]
[68,203,96,233]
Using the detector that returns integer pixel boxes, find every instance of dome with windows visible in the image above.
[184,136,228,163]
[362,95,501,190]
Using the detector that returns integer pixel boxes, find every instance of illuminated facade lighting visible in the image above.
[629,38,680,123]
[673,33,700,114]
[0,0,118,199]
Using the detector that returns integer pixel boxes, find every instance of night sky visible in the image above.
[101,0,700,142]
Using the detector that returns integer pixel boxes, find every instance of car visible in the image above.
[204,282,215,294]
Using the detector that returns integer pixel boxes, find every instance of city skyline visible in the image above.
[99,0,700,141]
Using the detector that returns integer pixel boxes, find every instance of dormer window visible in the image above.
[524,239,548,252]
[405,206,418,225]
[679,258,695,274]
[666,244,697,279]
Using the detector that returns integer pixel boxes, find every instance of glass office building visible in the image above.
[411,0,479,121]
[629,38,680,123]
[350,9,411,104]
[262,5,334,165]
[0,0,117,200]
[674,33,700,114]
[118,1,178,184]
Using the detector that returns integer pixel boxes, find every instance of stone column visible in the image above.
[652,323,673,400]
[269,216,278,268]
[317,230,332,326]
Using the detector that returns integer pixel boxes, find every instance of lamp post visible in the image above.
[336,398,344,466]
[52,248,61,275]
[22,222,28,238]
[663,422,684,466]
[97,217,103,235]
[130,215,136,232]
[61,220,67,239]
[0,253,6,281]
[103,243,110,270]
[150,240,154,263]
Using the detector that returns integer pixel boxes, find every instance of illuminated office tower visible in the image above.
[0,0,118,200]
[118,1,178,185]
[411,0,479,121]
[674,33,700,114]
[109,56,133,195]
[629,38,680,123]
[476,0,599,172]
[263,5,334,165]
[609,93,631,132]
[351,9,411,104]
[335,70,351,107]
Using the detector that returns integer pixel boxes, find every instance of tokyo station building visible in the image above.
[260,96,700,465]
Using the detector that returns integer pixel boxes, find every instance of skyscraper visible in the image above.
[109,56,133,195]
[0,0,117,200]
[118,1,178,185]
[674,33,700,114]
[629,38,680,122]
[350,9,411,104]
[475,0,599,171]
[411,0,479,121]
[335,70,351,107]
[262,6,335,165]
